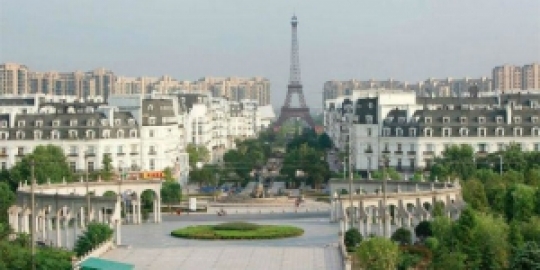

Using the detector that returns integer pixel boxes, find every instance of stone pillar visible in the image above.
[56,217,61,248]
[64,219,69,249]
[98,209,103,223]
[157,199,162,223]
[131,203,135,224]
[385,214,391,238]
[80,208,85,227]
[377,217,382,236]
[12,213,19,233]
[358,217,364,236]
[41,217,47,241]
[136,196,142,224]
[23,213,30,233]
[153,199,158,223]
[115,220,121,245]
[330,199,336,222]
[365,215,371,236]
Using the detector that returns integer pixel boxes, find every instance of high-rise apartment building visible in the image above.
[522,63,540,90]
[492,64,523,92]
[0,63,29,95]
[27,68,115,98]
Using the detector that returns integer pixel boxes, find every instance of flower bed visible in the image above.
[171,222,304,240]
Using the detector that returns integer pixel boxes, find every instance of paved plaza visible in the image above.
[103,214,342,270]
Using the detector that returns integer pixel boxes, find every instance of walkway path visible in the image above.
[103,216,342,270]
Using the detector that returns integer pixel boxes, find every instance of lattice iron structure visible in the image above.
[273,15,315,130]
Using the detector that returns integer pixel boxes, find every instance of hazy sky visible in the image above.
[1,1,539,109]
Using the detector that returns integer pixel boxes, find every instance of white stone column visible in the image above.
[358,217,364,236]
[12,213,19,233]
[131,203,135,224]
[157,200,162,223]
[23,213,30,233]
[41,217,47,240]
[365,215,371,236]
[136,195,142,224]
[56,217,61,248]
[330,199,336,222]
[377,217,382,236]
[64,219,69,248]
[115,220,121,245]
[385,214,391,238]
[153,199,158,223]
[80,208,85,227]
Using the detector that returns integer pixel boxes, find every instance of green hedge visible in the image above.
[171,222,304,240]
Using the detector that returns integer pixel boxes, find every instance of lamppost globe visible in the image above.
[196,161,204,170]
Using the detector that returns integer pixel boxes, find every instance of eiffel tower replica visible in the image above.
[273,15,315,131]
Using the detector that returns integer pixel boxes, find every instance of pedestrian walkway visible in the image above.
[102,217,342,270]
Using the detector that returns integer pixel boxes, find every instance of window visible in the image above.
[1,162,6,170]
[460,128,469,137]
[50,130,59,140]
[396,128,403,137]
[534,143,540,151]
[443,117,450,123]
[425,117,432,124]
[149,146,156,154]
[86,146,95,154]
[533,117,539,123]
[478,117,486,124]
[397,158,402,169]
[149,130,155,138]
[35,120,43,127]
[16,131,25,139]
[87,162,94,172]
[0,133,7,140]
[117,145,124,154]
[533,127,540,136]
[103,130,110,138]
[69,162,76,173]
[148,117,156,125]
[514,117,521,124]
[148,104,154,111]
[409,128,417,137]
[17,147,24,156]
[69,130,78,139]
[443,128,452,137]
[115,119,121,126]
[426,144,434,152]
[478,127,487,137]
[17,121,25,127]
[70,120,77,127]
[410,144,415,151]
[478,143,487,152]
[424,128,433,137]
[149,159,155,170]
[460,117,467,124]
[384,143,389,152]
[514,127,523,137]
[86,130,95,139]
[69,146,77,155]
[52,120,60,127]
[0,121,6,128]
[497,143,505,151]
[34,130,42,139]
[87,119,94,126]
[0,147,6,155]
[365,115,373,124]
[496,116,503,124]
[128,119,136,126]
[130,129,137,138]
[117,130,124,138]
[383,128,391,136]
[496,127,504,136]
[397,143,402,151]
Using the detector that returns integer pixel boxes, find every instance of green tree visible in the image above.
[474,213,510,270]
[9,145,72,187]
[453,208,479,266]
[161,181,182,212]
[372,168,401,181]
[0,182,15,224]
[524,168,540,187]
[344,228,362,252]
[509,241,540,270]
[505,184,536,222]
[186,144,209,168]
[101,153,114,181]
[391,227,412,245]
[356,237,400,270]
[73,222,113,256]
[414,220,433,240]
[432,252,467,270]
[430,144,475,181]
[462,178,489,212]
[484,176,507,214]
[162,167,175,182]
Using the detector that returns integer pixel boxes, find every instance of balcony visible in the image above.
[394,151,403,155]
[423,151,434,156]
[130,152,139,156]
[148,150,157,155]
[0,152,8,158]
[407,151,416,155]
[364,149,373,154]
[382,150,391,154]
[67,153,78,157]
[476,151,488,157]
[85,153,96,157]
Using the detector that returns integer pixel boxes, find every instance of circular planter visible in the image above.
[170,222,304,240]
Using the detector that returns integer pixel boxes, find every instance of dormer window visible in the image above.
[35,120,43,127]
[398,117,406,123]
[52,120,60,127]
[117,130,124,138]
[396,128,403,137]
[442,128,451,137]
[533,127,540,136]
[409,128,417,137]
[69,130,78,139]
[383,128,391,137]
[51,130,60,140]
[115,119,121,126]
[86,130,95,139]
[496,127,504,136]
[0,132,8,140]
[496,116,503,124]
[128,119,135,126]
[16,131,25,139]
[460,128,469,137]
[443,117,450,123]
[17,121,25,127]
[130,129,137,138]
[148,105,154,111]
[532,117,539,123]
[513,116,521,124]
[514,127,523,137]
[460,117,467,124]
[34,130,42,140]
[101,119,108,126]
[70,120,77,127]
[365,115,373,124]
[102,130,110,138]
[87,119,94,126]
[0,121,6,128]
[148,117,156,125]
[424,128,433,137]
[425,117,432,124]
[478,117,486,124]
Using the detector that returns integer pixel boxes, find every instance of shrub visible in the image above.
[424,237,439,251]
[415,220,433,240]
[391,227,412,245]
[344,228,362,252]
[213,222,260,231]
[74,223,113,256]
[171,223,304,240]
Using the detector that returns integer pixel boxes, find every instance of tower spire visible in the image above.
[289,15,301,85]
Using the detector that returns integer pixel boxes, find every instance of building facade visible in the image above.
[324,90,540,174]
[0,63,29,96]
[493,63,540,92]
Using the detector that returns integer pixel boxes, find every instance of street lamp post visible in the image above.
[85,154,90,225]
[30,159,36,270]
[347,107,354,229]
[498,155,503,176]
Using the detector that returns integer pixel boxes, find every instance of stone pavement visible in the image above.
[103,217,342,270]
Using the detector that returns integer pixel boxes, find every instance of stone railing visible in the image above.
[338,215,352,270]
[72,238,115,269]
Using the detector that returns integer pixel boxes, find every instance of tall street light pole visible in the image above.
[348,107,354,229]
[86,154,90,225]
[498,155,503,176]
[30,159,36,270]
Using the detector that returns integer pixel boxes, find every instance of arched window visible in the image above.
[16,131,25,139]
[103,130,110,138]
[69,130,78,139]
[148,104,153,111]
[86,130,95,139]
[51,130,60,140]
[459,128,469,137]
[424,128,433,137]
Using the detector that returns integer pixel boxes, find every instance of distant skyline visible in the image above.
[1,0,539,109]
